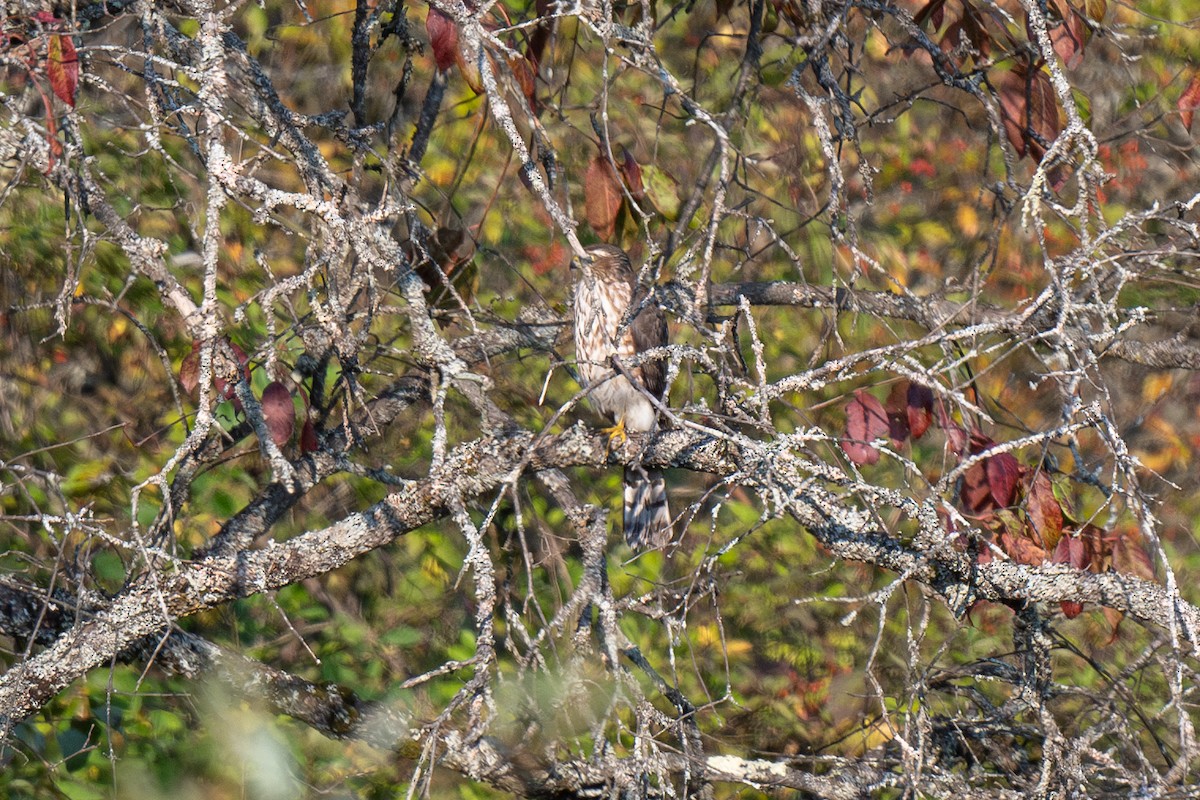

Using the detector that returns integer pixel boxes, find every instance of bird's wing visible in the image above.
[629,284,668,400]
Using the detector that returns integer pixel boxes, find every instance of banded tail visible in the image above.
[623,465,672,549]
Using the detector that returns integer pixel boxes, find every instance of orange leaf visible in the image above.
[1101,606,1124,642]
[999,530,1047,566]
[508,52,537,112]
[454,48,484,95]
[1179,72,1200,132]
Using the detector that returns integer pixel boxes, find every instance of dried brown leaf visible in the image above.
[584,154,623,241]
[1026,471,1063,549]
[1000,530,1047,566]
[261,381,295,447]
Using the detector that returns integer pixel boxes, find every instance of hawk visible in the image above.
[572,244,672,549]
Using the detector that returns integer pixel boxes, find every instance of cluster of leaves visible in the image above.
[424,1,536,107]
[2,12,77,163]
[178,338,316,451]
[843,382,1154,623]
[911,0,1105,186]
[2,0,1200,796]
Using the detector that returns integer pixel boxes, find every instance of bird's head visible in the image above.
[571,244,631,281]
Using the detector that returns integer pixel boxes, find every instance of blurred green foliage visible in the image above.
[1,0,1199,797]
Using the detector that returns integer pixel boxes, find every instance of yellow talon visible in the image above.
[603,418,628,451]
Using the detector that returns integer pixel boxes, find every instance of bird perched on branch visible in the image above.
[571,244,672,549]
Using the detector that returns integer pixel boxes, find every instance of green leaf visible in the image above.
[641,165,681,220]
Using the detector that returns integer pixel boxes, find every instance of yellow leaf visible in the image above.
[421,554,449,586]
[724,638,753,656]
[1133,416,1188,473]
[956,204,979,237]
[1141,373,1172,403]
[693,623,719,647]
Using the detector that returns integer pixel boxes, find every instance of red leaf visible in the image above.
[46,33,78,107]
[961,462,993,513]
[841,390,890,466]
[229,340,250,369]
[997,62,1061,161]
[300,418,319,453]
[961,5,992,57]
[968,429,995,455]
[940,5,992,65]
[1052,534,1088,569]
[584,154,623,241]
[986,452,1020,508]
[261,381,295,447]
[426,8,458,72]
[1039,1,1086,69]
[1179,72,1200,132]
[944,423,968,455]
[215,340,251,406]
[1112,532,1155,580]
[1082,523,1106,570]
[1026,471,1063,549]
[906,383,934,439]
[1060,600,1084,619]
[619,146,645,203]
[182,338,249,402]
